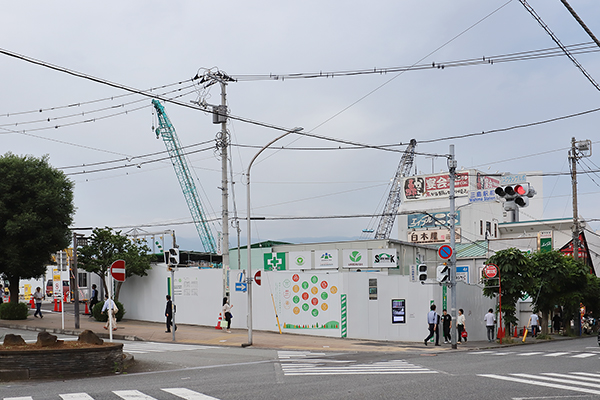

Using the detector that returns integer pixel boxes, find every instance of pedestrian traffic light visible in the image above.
[436,265,449,283]
[168,248,179,266]
[418,264,428,281]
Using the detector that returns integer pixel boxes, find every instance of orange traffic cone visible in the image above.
[30,297,35,309]
[84,302,90,315]
[53,298,58,311]
[58,299,62,312]
[215,312,222,330]
[514,326,518,338]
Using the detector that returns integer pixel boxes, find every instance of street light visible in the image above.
[244,127,303,347]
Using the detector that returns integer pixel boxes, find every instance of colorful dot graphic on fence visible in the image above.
[284,273,339,329]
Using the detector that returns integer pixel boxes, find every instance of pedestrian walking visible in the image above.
[32,287,44,318]
[484,308,496,342]
[89,284,99,316]
[552,313,562,333]
[222,297,233,333]
[457,308,467,343]
[165,295,176,333]
[442,309,452,343]
[424,304,440,346]
[529,312,540,337]
[102,294,118,331]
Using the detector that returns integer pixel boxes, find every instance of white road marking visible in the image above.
[162,388,221,399]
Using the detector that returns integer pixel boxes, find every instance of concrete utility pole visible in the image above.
[218,81,230,289]
[570,137,580,260]
[71,233,87,330]
[448,145,458,350]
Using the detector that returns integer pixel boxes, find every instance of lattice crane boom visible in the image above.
[152,99,217,253]
[374,139,417,240]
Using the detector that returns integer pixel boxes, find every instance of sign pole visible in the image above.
[498,267,503,344]
[108,268,113,342]
[448,144,458,350]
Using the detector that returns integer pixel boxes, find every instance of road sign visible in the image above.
[484,264,498,279]
[111,260,126,282]
[438,245,453,259]
[254,270,262,286]
[235,282,247,292]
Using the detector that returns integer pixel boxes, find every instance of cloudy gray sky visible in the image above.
[1,1,599,252]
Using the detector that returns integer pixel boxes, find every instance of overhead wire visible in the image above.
[232,42,600,82]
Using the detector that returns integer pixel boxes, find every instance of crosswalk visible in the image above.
[277,350,438,376]
[480,372,600,396]
[470,350,600,359]
[120,341,215,354]
[4,388,220,400]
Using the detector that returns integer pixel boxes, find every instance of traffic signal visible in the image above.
[513,183,535,207]
[436,265,449,283]
[168,248,180,266]
[418,264,428,281]
[164,251,170,265]
[495,183,536,208]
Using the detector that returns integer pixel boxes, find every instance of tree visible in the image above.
[0,153,74,303]
[77,227,153,301]
[484,248,534,333]
[529,250,588,334]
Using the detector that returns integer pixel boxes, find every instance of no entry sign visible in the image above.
[254,270,262,286]
[438,245,453,260]
[484,264,498,279]
[111,260,126,282]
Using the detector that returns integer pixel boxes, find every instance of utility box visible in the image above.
[212,105,228,124]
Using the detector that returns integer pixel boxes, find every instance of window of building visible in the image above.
[78,272,87,288]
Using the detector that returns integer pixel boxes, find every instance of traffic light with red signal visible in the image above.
[495,183,536,208]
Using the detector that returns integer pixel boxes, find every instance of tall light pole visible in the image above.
[243,127,303,347]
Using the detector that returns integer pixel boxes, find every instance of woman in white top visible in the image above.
[222,297,233,333]
[456,308,466,343]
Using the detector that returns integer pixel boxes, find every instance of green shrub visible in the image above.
[0,302,29,320]
[92,300,125,322]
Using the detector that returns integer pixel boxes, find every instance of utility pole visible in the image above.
[448,145,458,350]
[72,233,81,329]
[570,137,580,260]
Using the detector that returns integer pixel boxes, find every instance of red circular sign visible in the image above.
[320,281,328,289]
[311,297,319,306]
[254,270,262,286]
[302,292,309,301]
[292,274,300,282]
[110,260,126,282]
[484,264,498,279]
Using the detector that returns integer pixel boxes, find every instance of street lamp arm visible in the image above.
[244,126,303,347]
[247,127,304,175]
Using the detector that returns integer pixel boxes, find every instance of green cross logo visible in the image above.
[264,252,286,271]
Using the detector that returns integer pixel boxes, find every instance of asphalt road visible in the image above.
[2,328,600,400]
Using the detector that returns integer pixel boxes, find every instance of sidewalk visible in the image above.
[0,308,566,353]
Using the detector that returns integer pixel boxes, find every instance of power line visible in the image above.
[518,0,600,92]
[0,79,190,118]
[232,42,599,82]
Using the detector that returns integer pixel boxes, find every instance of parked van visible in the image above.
[46,279,70,300]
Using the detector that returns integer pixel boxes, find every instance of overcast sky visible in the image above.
[1,1,599,252]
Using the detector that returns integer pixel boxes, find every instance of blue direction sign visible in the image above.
[235,282,247,292]
[438,245,453,259]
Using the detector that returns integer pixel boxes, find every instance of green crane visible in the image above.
[152,99,217,253]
